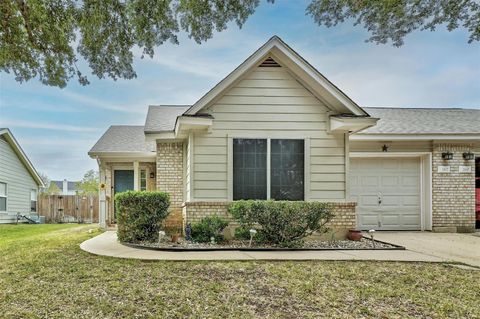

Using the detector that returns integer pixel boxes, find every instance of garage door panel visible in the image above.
[350,157,422,230]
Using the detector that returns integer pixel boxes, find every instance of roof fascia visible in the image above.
[350,134,480,141]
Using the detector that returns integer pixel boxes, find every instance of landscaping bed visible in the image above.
[123,237,404,251]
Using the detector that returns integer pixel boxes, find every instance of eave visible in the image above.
[329,116,379,133]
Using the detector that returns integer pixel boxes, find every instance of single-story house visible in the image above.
[0,128,44,223]
[89,36,480,234]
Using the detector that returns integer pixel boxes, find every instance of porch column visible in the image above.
[98,165,107,229]
[133,161,140,191]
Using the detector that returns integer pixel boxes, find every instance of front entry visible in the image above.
[113,170,134,221]
[350,157,422,230]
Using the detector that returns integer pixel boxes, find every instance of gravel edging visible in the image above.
[121,236,405,252]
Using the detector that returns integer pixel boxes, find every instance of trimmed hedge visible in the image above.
[191,216,229,243]
[229,200,333,247]
[116,191,170,243]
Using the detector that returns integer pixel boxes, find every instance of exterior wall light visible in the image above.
[441,151,453,160]
[150,172,155,178]
[463,152,474,161]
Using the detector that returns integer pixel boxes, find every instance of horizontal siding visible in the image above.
[350,141,433,152]
[0,137,38,215]
[192,67,346,201]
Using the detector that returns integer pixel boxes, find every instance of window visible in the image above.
[140,170,147,191]
[233,139,267,200]
[30,189,37,212]
[0,182,6,211]
[271,139,304,200]
[232,139,305,201]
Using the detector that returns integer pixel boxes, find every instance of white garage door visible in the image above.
[350,157,422,230]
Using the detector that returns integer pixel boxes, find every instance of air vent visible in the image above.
[259,57,281,67]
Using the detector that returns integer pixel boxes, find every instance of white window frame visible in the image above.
[0,182,6,212]
[140,169,147,191]
[228,136,310,201]
[30,189,37,213]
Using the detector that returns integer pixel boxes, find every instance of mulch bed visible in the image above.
[123,237,404,251]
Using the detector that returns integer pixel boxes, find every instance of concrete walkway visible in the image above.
[80,231,447,262]
[374,231,480,267]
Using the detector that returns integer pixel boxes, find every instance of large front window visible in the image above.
[233,139,304,201]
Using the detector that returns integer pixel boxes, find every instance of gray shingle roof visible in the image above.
[88,126,155,154]
[144,105,190,133]
[359,107,480,135]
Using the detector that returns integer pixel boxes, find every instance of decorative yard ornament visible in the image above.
[249,229,257,247]
[210,236,216,245]
[382,144,389,152]
[99,183,106,190]
[158,230,166,245]
[368,229,376,249]
[185,223,192,241]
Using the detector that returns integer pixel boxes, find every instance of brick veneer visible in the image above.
[157,142,184,228]
[432,143,476,232]
[182,201,357,237]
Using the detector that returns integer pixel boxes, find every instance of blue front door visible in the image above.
[114,170,134,221]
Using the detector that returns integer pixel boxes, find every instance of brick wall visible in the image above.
[432,143,476,232]
[182,201,357,238]
[157,142,184,228]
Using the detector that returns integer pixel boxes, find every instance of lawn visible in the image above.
[0,225,478,319]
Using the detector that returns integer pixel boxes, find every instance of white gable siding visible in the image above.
[192,67,346,201]
[0,136,38,216]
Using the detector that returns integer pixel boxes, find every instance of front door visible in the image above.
[113,170,134,221]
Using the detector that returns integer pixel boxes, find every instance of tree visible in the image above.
[76,169,99,195]
[307,0,480,47]
[38,172,50,193]
[1,1,478,88]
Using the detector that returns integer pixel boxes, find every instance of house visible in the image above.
[89,36,480,234]
[49,179,79,195]
[0,128,44,223]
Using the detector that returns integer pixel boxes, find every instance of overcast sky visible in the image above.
[1,1,479,181]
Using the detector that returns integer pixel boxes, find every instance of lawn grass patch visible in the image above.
[0,224,478,318]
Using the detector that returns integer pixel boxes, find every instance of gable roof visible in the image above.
[144,105,190,133]
[357,107,480,135]
[88,126,156,155]
[185,36,368,117]
[0,128,44,187]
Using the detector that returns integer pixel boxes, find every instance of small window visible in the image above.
[30,189,37,212]
[140,170,147,191]
[0,182,6,211]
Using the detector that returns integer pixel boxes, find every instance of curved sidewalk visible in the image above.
[80,231,446,262]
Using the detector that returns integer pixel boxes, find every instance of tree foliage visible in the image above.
[307,0,480,47]
[1,0,478,87]
[76,169,99,195]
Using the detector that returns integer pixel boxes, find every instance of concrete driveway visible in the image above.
[374,231,480,267]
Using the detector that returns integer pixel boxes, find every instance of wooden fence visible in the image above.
[37,195,99,223]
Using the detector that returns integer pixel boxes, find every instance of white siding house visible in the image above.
[0,128,44,223]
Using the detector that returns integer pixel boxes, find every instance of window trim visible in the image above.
[0,182,6,212]
[30,189,37,213]
[228,135,310,201]
[140,169,147,191]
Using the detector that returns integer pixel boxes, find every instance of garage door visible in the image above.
[350,157,422,230]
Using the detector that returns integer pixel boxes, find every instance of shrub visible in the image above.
[228,200,334,247]
[116,191,170,243]
[191,216,229,243]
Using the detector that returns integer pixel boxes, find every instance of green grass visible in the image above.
[0,225,479,318]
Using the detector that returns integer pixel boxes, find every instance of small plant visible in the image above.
[116,191,170,243]
[191,216,229,243]
[228,200,334,247]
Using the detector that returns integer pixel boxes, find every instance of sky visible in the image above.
[1,1,479,181]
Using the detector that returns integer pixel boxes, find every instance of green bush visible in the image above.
[191,216,229,243]
[228,200,333,247]
[115,191,170,243]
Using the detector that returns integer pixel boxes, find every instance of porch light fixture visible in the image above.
[150,172,155,178]
[463,152,475,161]
[441,151,453,160]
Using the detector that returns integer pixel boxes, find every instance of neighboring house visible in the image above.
[89,36,480,234]
[49,179,79,195]
[0,128,44,223]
